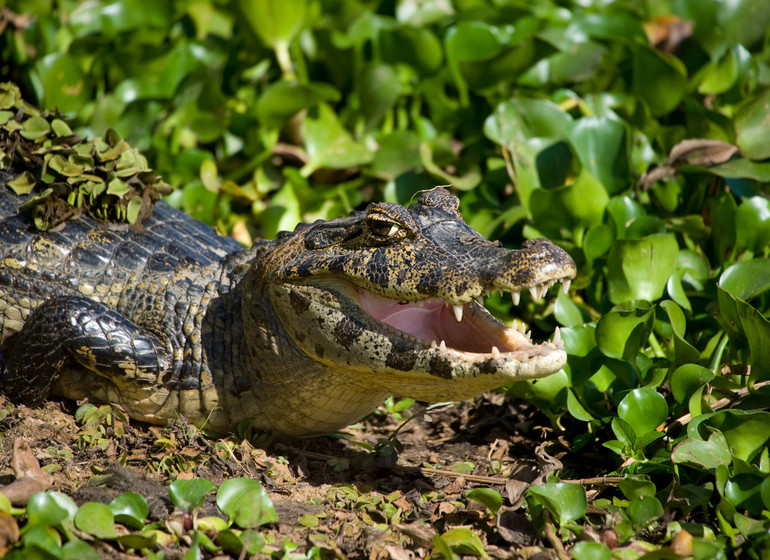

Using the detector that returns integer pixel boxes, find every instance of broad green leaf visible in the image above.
[109,492,149,530]
[627,496,663,527]
[595,306,654,361]
[736,88,770,161]
[238,0,307,49]
[27,492,70,527]
[445,21,502,105]
[659,300,700,366]
[719,259,770,301]
[465,488,503,515]
[619,478,657,500]
[62,540,101,560]
[169,478,216,511]
[554,291,583,328]
[568,116,628,195]
[724,474,765,515]
[439,527,487,557]
[606,234,679,304]
[631,45,687,116]
[717,287,770,381]
[360,64,401,129]
[432,534,460,560]
[584,224,614,262]
[371,131,421,180]
[301,104,373,176]
[672,431,732,471]
[690,410,770,463]
[256,81,339,130]
[23,525,63,558]
[617,388,668,439]
[7,171,36,195]
[571,541,612,560]
[698,44,752,94]
[529,482,587,524]
[670,364,716,405]
[381,26,443,73]
[33,53,92,113]
[74,502,118,539]
[561,169,608,227]
[734,196,770,255]
[19,115,51,140]
[217,478,278,529]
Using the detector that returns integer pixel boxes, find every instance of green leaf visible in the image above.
[465,488,502,515]
[719,259,770,301]
[440,527,487,557]
[571,541,612,560]
[672,431,732,471]
[169,478,216,511]
[432,534,460,560]
[359,64,401,129]
[74,502,118,539]
[595,306,654,361]
[606,234,679,304]
[19,116,51,140]
[62,539,101,560]
[27,492,70,527]
[734,196,770,255]
[109,492,149,530]
[528,482,587,524]
[617,388,668,439]
[627,495,663,527]
[256,81,339,130]
[554,291,583,328]
[724,474,765,515]
[736,88,770,161]
[33,53,92,113]
[445,21,502,106]
[23,525,63,558]
[238,0,307,49]
[301,104,373,176]
[619,478,657,500]
[631,45,687,116]
[670,364,716,405]
[568,116,629,195]
[217,478,278,529]
[7,171,36,195]
[690,410,770,463]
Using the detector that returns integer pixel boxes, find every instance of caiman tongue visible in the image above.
[357,289,529,354]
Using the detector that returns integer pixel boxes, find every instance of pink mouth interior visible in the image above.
[357,290,520,354]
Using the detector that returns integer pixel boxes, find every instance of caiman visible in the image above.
[0,176,576,437]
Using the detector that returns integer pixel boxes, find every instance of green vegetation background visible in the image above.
[2,0,770,558]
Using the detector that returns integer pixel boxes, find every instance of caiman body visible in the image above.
[0,177,576,436]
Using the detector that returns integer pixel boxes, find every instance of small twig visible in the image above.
[542,509,570,560]
[666,379,770,434]
[501,144,520,198]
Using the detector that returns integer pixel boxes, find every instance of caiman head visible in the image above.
[243,187,576,435]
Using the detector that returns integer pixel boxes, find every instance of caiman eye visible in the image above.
[368,218,401,238]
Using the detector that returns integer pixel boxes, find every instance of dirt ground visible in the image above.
[0,393,610,559]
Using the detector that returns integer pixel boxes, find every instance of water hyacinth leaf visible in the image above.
[618,478,657,500]
[371,131,421,180]
[719,259,770,301]
[584,223,614,262]
[618,388,668,438]
[109,492,149,529]
[238,0,307,49]
[33,53,92,113]
[724,474,765,514]
[659,300,700,366]
[116,531,158,550]
[717,287,770,380]
[432,534,459,560]
[670,364,716,405]
[672,431,732,471]
[62,539,101,560]
[595,306,654,361]
[568,116,629,195]
[23,525,63,557]
[26,492,70,527]
[606,234,679,304]
[219,528,266,556]
[465,488,503,515]
[217,478,278,529]
[445,21,502,105]
[698,44,752,95]
[631,45,687,116]
[169,478,216,511]
[627,496,664,527]
[256,81,339,130]
[529,482,587,524]
[736,88,770,161]
[690,410,770,463]
[439,527,487,557]
[734,196,770,255]
[301,104,373,176]
[554,291,583,328]
[74,502,118,539]
[360,64,401,129]
[571,541,612,560]
[562,169,609,227]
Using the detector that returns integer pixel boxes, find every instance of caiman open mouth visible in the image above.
[356,278,571,356]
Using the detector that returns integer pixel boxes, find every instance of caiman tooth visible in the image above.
[511,319,518,330]
[491,346,501,359]
[562,279,572,294]
[529,286,539,300]
[430,340,438,349]
[553,326,562,346]
[512,291,521,306]
[439,340,447,353]
[476,296,484,306]
[452,304,464,322]
[539,284,549,299]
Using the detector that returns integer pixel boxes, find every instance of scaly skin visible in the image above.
[0,176,576,436]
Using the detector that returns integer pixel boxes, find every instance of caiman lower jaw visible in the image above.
[356,289,564,360]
